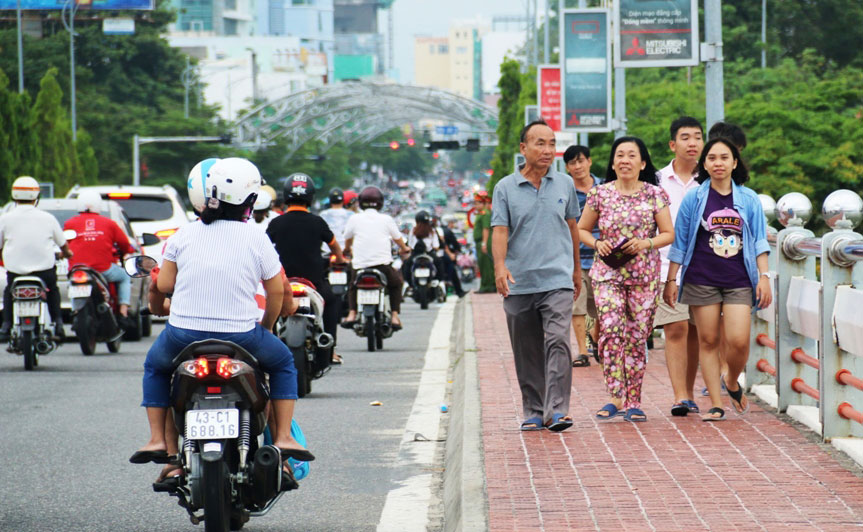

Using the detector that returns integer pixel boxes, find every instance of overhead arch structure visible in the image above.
[233,81,499,158]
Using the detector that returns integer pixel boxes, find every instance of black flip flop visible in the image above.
[279,448,316,462]
[339,320,357,329]
[390,322,403,331]
[572,355,590,367]
[725,377,750,415]
[702,407,726,422]
[129,450,171,464]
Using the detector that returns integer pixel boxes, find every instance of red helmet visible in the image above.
[343,190,358,207]
[358,186,384,210]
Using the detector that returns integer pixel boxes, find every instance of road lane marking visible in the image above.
[377,299,455,532]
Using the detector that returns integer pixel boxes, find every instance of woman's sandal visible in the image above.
[702,407,726,422]
[624,408,647,422]
[572,354,590,367]
[725,377,750,415]
[595,403,621,420]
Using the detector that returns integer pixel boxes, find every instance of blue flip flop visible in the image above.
[595,403,621,420]
[520,416,545,431]
[546,413,573,432]
[624,408,647,422]
[682,399,700,413]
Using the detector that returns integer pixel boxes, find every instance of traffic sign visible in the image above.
[435,125,458,136]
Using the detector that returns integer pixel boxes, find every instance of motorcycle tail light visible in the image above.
[24,318,32,325]
[291,283,307,297]
[13,286,43,299]
[182,357,210,379]
[154,228,178,240]
[216,357,243,379]
[356,277,382,289]
[207,386,222,394]
[70,270,89,284]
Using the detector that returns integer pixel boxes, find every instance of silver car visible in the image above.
[0,199,154,340]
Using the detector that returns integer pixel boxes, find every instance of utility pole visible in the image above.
[761,0,767,69]
[62,0,79,142]
[543,0,550,64]
[704,0,725,129]
[16,0,23,93]
[577,0,588,146]
[532,0,539,67]
[247,48,259,102]
[181,56,193,119]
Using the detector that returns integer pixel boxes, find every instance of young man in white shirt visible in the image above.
[341,186,411,329]
[655,116,704,416]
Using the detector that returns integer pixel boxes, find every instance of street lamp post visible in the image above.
[61,0,80,142]
[16,0,24,93]
[181,55,194,119]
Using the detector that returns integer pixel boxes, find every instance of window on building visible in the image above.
[224,18,237,35]
[224,0,235,9]
[457,46,467,54]
[429,44,434,54]
[438,44,448,53]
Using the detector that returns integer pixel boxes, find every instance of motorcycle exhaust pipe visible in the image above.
[97,302,111,315]
[315,332,334,350]
[380,322,392,336]
[35,339,54,354]
[250,445,281,506]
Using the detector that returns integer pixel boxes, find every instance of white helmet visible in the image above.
[205,158,261,207]
[77,190,104,213]
[187,158,221,212]
[11,176,41,201]
[254,187,273,211]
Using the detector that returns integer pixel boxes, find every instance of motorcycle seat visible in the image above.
[172,339,260,368]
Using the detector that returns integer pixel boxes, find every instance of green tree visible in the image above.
[0,69,39,198]
[75,129,99,184]
[488,59,524,191]
[30,68,80,196]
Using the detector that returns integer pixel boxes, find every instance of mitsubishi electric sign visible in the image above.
[614,0,699,68]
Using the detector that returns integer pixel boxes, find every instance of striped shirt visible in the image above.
[165,220,282,332]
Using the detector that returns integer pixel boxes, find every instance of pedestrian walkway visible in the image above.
[471,293,863,531]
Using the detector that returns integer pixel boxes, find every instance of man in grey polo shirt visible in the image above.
[491,120,581,432]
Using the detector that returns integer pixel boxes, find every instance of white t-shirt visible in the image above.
[343,209,402,269]
[0,204,66,274]
[320,207,353,248]
[657,160,700,282]
[408,230,440,255]
[251,210,277,231]
[164,219,282,332]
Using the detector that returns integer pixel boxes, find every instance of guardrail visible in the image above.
[745,189,863,445]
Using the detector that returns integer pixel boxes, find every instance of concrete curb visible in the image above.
[443,294,488,532]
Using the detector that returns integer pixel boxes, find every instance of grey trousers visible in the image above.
[503,289,574,422]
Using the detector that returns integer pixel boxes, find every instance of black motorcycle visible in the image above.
[409,253,446,310]
[325,254,350,320]
[349,268,396,352]
[125,257,295,532]
[68,264,124,355]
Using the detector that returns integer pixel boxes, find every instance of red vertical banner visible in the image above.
[538,65,562,132]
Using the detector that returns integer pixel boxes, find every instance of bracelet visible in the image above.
[760,272,770,278]
[666,279,676,284]
[647,238,654,250]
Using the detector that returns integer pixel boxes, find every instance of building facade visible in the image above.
[413,37,450,90]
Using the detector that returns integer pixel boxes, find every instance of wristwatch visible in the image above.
[760,272,770,278]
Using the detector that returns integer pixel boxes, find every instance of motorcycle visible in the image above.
[325,254,350,320]
[124,256,297,532]
[7,276,58,370]
[456,250,476,284]
[68,264,124,355]
[274,278,334,398]
[350,268,395,352]
[408,253,446,310]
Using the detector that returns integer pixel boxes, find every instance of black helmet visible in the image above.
[415,210,430,224]
[328,187,344,206]
[358,186,384,210]
[284,173,315,206]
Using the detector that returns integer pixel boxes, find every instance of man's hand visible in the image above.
[495,264,515,297]
[572,269,582,300]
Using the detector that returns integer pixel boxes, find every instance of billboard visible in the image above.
[614,0,699,68]
[0,0,153,9]
[537,65,561,132]
[560,8,612,133]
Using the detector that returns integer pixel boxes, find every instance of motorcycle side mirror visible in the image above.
[63,229,77,240]
[123,255,158,278]
[139,233,160,247]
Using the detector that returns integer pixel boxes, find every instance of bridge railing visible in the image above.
[744,190,863,452]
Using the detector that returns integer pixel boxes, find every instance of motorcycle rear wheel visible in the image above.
[202,458,231,532]
[293,347,310,398]
[107,336,121,353]
[22,330,36,371]
[366,315,376,352]
[418,286,429,310]
[75,310,97,356]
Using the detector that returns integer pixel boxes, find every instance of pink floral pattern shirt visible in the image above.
[586,182,669,285]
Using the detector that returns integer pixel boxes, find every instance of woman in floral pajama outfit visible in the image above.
[577,137,675,422]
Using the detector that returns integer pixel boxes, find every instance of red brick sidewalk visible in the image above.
[471,293,863,532]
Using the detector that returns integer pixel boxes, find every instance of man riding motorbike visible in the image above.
[437,215,466,297]
[402,210,445,289]
[131,157,313,475]
[63,190,137,329]
[340,186,410,330]
[319,187,353,250]
[266,174,348,366]
[0,176,72,340]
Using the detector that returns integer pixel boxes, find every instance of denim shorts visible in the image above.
[141,322,297,408]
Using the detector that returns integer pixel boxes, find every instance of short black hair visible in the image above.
[563,145,590,164]
[520,119,550,143]
[695,138,750,186]
[708,121,748,150]
[670,116,704,141]
[605,136,659,186]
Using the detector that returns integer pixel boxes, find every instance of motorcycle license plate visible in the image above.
[185,409,239,440]
[14,300,40,317]
[415,268,431,278]
[68,284,92,299]
[358,290,380,305]
[328,271,348,285]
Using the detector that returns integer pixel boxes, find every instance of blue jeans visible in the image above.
[100,263,131,306]
[141,322,297,407]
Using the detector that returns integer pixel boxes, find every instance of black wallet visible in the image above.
[599,238,636,269]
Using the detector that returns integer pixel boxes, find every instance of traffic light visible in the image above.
[427,140,460,151]
[466,139,480,152]
[389,141,400,150]
[407,138,416,147]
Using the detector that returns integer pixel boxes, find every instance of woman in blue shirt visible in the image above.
[663,138,772,422]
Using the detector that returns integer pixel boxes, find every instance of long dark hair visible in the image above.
[200,195,256,225]
[413,221,432,239]
[604,136,658,186]
[695,138,750,185]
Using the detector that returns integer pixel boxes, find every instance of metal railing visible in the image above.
[746,189,863,441]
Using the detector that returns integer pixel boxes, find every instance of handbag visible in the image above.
[598,238,636,269]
